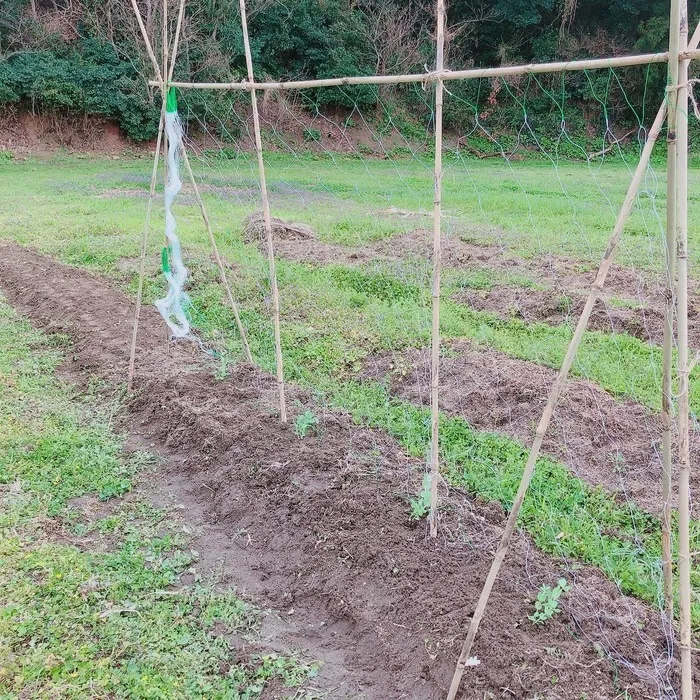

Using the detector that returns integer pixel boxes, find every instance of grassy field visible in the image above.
[4,151,700,271]
[0,151,699,648]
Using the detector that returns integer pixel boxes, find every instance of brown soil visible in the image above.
[363,341,700,518]
[457,285,700,349]
[0,108,135,155]
[0,241,690,698]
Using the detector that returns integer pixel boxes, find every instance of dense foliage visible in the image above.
[0,1,690,143]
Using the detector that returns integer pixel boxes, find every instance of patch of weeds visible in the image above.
[294,409,319,438]
[528,578,571,624]
[607,296,643,309]
[303,128,321,143]
[409,472,432,521]
[453,270,495,290]
[557,295,574,313]
[330,267,420,302]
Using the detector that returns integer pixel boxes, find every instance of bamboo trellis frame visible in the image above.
[153,48,700,91]
[128,1,696,697]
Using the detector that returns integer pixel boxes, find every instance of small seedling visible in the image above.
[409,473,432,521]
[294,409,319,438]
[528,578,571,625]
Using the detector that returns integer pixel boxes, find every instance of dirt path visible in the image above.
[0,242,689,698]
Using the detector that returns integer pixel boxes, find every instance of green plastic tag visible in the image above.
[161,245,171,274]
[166,86,177,114]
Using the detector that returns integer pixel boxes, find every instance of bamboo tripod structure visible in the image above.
[126,1,697,695]
[127,0,253,391]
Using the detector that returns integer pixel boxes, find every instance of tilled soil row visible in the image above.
[363,340,700,518]
[0,242,689,698]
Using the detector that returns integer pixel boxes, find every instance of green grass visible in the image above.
[3,151,700,271]
[0,298,315,699]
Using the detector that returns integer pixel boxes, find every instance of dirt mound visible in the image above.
[0,242,689,698]
[244,212,318,244]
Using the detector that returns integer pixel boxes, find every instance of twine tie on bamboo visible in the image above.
[667,78,700,121]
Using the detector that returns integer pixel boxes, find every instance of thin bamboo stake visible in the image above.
[168,0,185,83]
[154,49,700,92]
[128,107,166,390]
[428,0,446,539]
[180,145,254,363]
[238,0,287,422]
[130,0,163,82]
[162,0,169,180]
[445,95,670,700]
[663,0,682,626]
[661,12,700,628]
[673,1,693,696]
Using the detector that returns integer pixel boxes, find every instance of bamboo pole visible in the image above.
[162,0,169,183]
[661,12,700,628]
[673,2,693,697]
[168,0,185,83]
[130,0,163,82]
[238,0,287,422]
[663,0,681,626]
[153,49,700,92]
[428,0,446,539]
[445,94,671,700]
[180,145,254,363]
[128,107,166,390]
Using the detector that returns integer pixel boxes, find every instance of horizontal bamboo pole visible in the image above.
[151,49,700,92]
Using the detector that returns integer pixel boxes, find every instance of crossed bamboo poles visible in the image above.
[127,0,280,420]
[127,1,695,698]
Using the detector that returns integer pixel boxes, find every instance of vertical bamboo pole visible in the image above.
[428,0,446,538]
[128,107,167,390]
[238,0,287,422]
[446,97,671,700]
[674,2,693,697]
[162,0,169,181]
[662,0,681,624]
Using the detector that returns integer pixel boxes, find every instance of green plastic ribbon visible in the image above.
[166,86,177,114]
[161,245,171,274]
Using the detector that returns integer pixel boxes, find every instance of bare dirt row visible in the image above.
[0,242,690,698]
